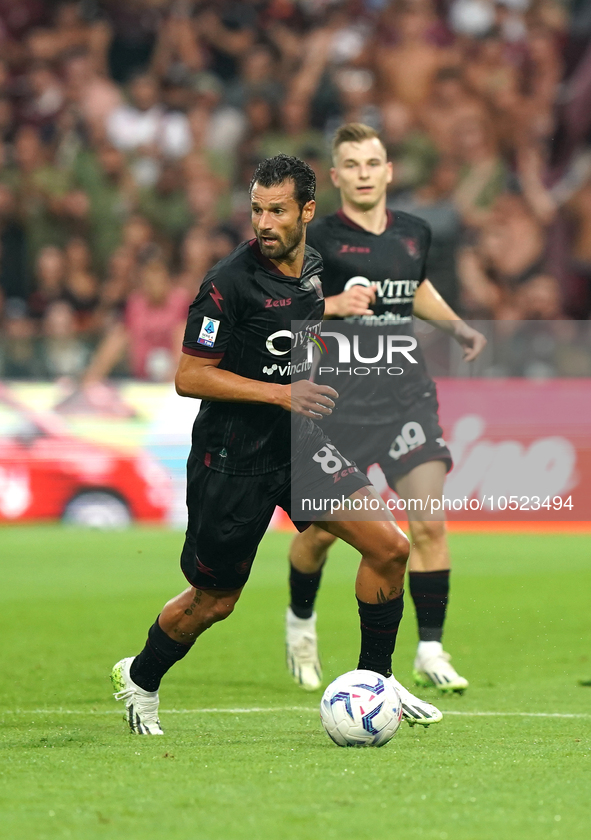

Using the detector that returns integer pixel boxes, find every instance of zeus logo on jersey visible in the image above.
[265,297,291,308]
[197,317,220,348]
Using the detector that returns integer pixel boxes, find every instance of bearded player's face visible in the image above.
[251,180,314,261]
[331,138,392,210]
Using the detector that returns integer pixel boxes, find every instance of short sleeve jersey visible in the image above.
[182,239,324,475]
[307,209,433,424]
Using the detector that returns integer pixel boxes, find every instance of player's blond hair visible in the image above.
[331,123,386,163]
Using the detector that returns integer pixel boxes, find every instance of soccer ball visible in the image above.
[320,669,403,747]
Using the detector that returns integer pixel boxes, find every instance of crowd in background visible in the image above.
[0,0,590,382]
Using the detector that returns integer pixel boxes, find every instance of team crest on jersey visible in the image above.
[401,237,419,258]
[197,316,220,347]
[300,274,323,299]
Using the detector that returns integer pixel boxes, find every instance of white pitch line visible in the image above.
[1,708,590,719]
[442,710,591,719]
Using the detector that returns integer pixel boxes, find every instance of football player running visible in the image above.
[111,155,442,734]
[285,125,486,695]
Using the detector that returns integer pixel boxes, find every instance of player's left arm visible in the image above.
[412,279,487,362]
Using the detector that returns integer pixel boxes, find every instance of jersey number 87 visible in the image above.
[313,444,353,475]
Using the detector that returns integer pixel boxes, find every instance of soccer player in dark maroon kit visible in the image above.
[111,155,442,734]
[284,125,486,696]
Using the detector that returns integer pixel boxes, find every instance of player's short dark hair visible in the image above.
[331,123,386,161]
[250,154,316,209]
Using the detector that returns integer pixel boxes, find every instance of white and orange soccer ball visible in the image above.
[320,669,403,747]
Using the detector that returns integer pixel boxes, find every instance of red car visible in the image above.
[0,388,171,525]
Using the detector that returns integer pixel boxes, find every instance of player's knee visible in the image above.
[389,528,410,565]
[412,519,446,547]
[309,526,337,552]
[208,598,237,624]
[369,527,410,573]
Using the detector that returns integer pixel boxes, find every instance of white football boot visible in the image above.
[286,608,322,691]
[111,657,164,735]
[388,674,443,727]
[413,642,469,694]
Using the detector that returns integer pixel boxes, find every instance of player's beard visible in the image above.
[257,215,304,261]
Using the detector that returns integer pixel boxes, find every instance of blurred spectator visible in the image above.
[191,71,245,157]
[463,30,520,107]
[62,48,123,138]
[0,297,41,378]
[452,115,509,226]
[459,193,555,318]
[12,125,83,271]
[562,175,591,317]
[23,1,110,69]
[382,100,439,195]
[72,142,133,273]
[420,67,486,156]
[0,1,48,67]
[0,142,26,299]
[257,96,327,163]
[372,3,457,110]
[40,299,90,379]
[138,162,192,246]
[194,1,257,83]
[176,225,213,295]
[237,97,277,173]
[20,61,65,138]
[83,249,190,382]
[98,246,136,321]
[121,214,155,258]
[209,223,241,264]
[304,150,340,218]
[151,3,205,83]
[185,173,225,229]
[101,0,163,83]
[106,71,191,163]
[63,236,100,331]
[185,101,235,187]
[0,95,15,142]
[224,45,283,110]
[331,67,379,130]
[28,245,66,320]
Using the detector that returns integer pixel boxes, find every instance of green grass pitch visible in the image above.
[1,526,590,840]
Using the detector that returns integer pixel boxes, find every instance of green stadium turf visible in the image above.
[0,526,589,840]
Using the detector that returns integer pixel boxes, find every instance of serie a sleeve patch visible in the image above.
[197,316,221,348]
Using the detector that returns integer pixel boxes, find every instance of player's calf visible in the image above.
[114,587,242,718]
[159,586,243,643]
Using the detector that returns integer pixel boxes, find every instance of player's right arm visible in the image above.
[175,353,337,419]
[177,266,336,418]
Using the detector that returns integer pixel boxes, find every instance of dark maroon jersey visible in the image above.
[182,239,324,475]
[307,210,434,424]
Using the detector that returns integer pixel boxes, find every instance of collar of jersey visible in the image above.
[336,208,395,234]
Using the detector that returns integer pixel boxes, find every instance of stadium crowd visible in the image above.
[0,0,590,381]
